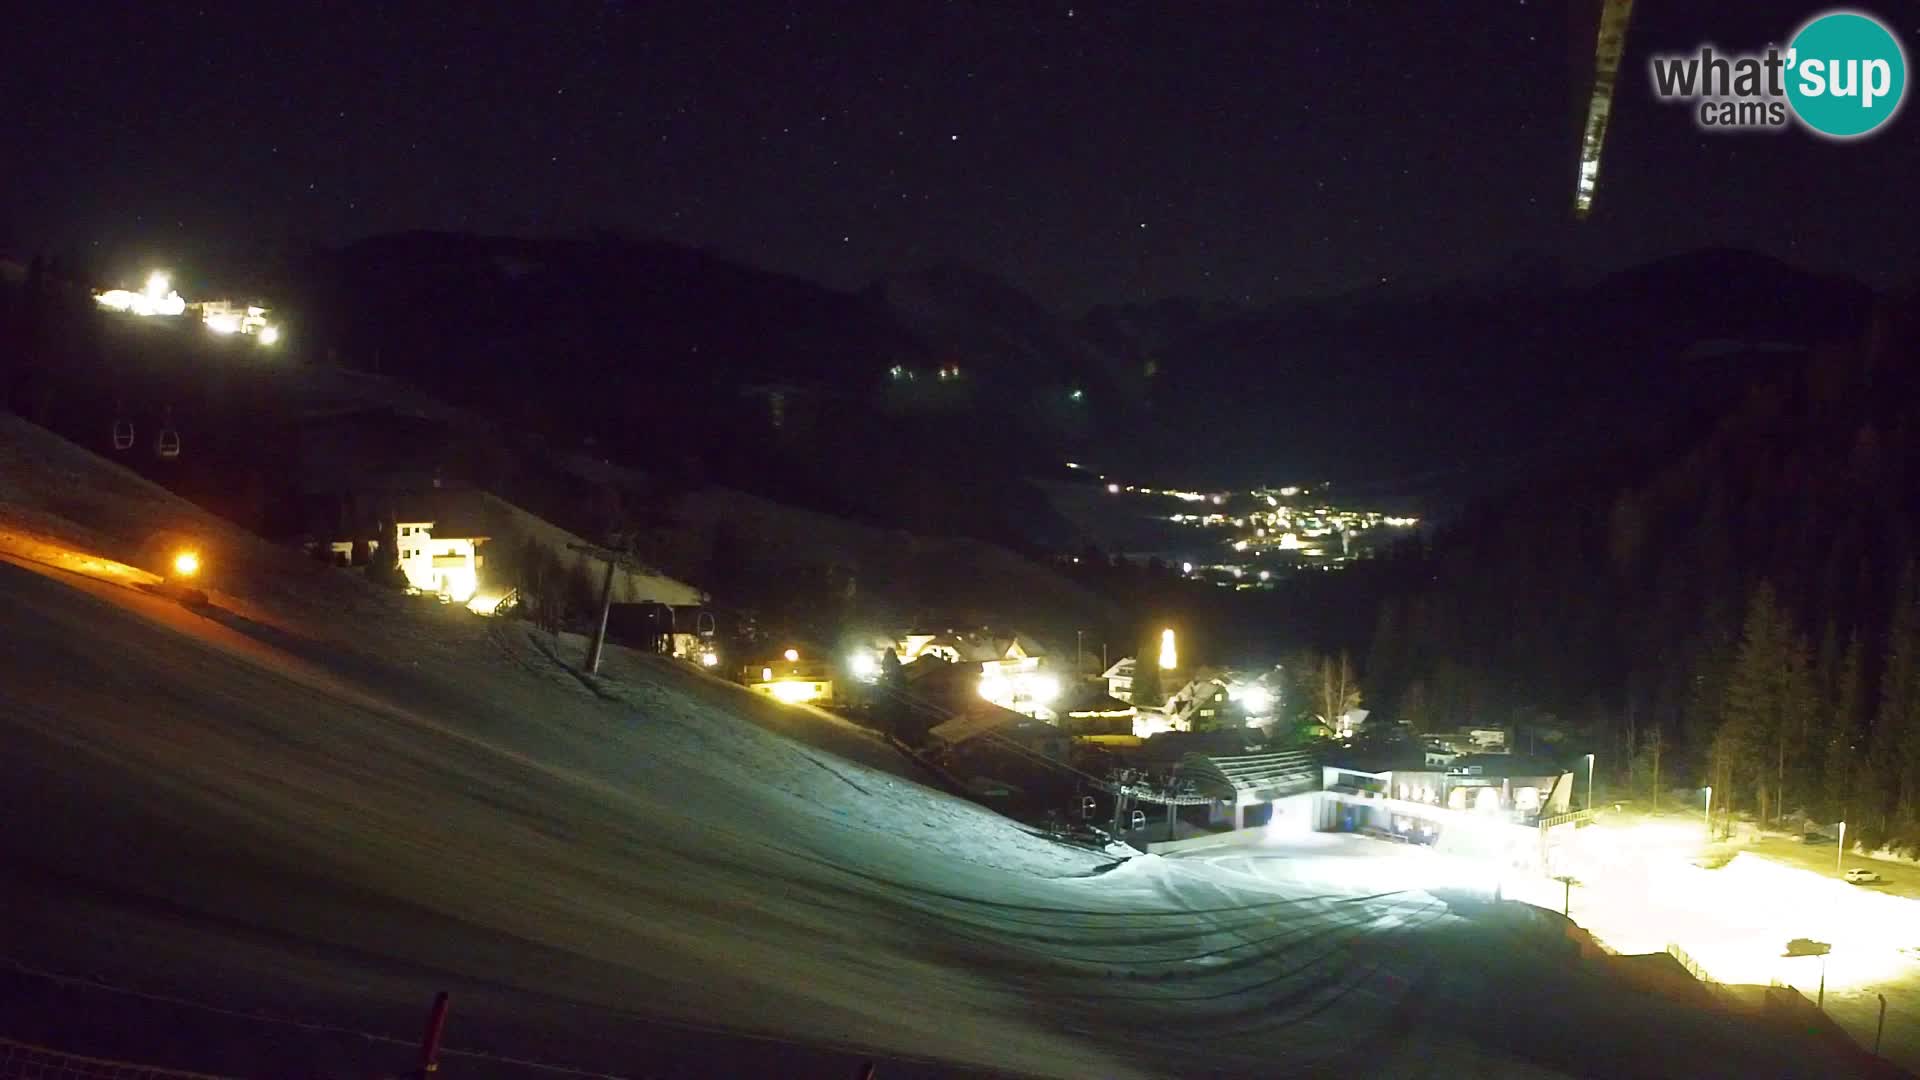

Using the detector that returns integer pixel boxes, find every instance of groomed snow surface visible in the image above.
[0,423,1893,1078]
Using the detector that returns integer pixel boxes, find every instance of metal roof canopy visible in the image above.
[1181,750,1319,804]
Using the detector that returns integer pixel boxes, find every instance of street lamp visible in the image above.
[1838,820,1846,874]
[1704,786,1713,838]
[1585,753,1596,812]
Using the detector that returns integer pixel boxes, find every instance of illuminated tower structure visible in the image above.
[1574,0,1636,220]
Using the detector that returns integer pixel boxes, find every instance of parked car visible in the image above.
[1844,868,1884,885]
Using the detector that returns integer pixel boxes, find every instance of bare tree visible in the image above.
[1316,651,1363,732]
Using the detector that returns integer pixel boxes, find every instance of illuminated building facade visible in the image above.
[395,521,486,602]
[745,650,835,705]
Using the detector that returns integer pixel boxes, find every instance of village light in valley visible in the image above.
[784,648,799,662]
[849,651,878,680]
[258,325,280,345]
[1240,685,1272,714]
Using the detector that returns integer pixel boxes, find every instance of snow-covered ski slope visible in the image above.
[0,416,1887,1079]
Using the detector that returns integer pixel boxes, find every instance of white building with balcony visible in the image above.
[394,521,486,602]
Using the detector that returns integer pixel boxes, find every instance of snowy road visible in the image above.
[0,544,1895,1079]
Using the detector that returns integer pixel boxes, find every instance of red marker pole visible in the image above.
[416,992,450,1078]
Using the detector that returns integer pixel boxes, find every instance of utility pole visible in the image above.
[1166,762,1179,841]
[585,557,616,674]
[569,538,635,676]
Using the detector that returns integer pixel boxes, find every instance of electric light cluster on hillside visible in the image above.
[94,270,282,347]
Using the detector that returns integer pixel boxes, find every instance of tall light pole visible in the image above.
[1585,753,1596,812]
[1704,785,1713,837]
[1838,821,1847,874]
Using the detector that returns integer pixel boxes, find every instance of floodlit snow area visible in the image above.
[1522,816,1920,1072]
[0,421,1898,1078]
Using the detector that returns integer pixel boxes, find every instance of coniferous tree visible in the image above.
[1718,581,1798,826]
[1824,631,1866,823]
[1883,563,1920,823]
[367,515,405,589]
[1778,630,1817,817]
[1399,679,1435,734]
[1132,630,1165,708]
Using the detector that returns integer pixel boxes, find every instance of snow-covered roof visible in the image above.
[1180,750,1319,801]
[926,705,1027,748]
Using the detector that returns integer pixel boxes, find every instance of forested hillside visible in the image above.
[1362,290,1920,850]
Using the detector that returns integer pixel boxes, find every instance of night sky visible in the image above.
[4,2,1916,311]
